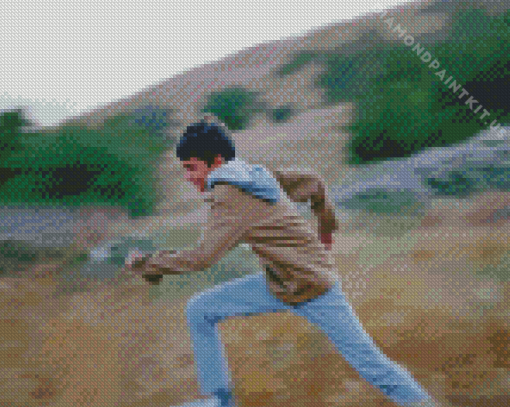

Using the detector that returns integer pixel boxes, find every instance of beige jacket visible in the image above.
[149,167,339,305]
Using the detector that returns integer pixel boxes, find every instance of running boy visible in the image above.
[126,117,445,407]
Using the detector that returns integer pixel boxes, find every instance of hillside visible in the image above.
[1,1,510,406]
[37,0,509,218]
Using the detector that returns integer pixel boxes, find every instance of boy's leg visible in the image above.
[185,272,292,397]
[292,281,434,406]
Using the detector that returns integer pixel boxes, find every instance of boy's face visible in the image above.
[181,155,225,193]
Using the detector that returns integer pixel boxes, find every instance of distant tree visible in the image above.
[201,87,265,131]
[0,108,31,159]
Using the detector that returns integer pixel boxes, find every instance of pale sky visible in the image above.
[1,0,415,127]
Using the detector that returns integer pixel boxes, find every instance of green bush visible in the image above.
[201,87,265,131]
[343,8,510,165]
[278,9,510,166]
[0,107,175,217]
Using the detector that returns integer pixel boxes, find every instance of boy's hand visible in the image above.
[125,249,151,271]
[320,232,333,251]
[125,250,164,284]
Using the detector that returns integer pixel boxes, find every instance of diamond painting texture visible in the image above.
[1,0,510,406]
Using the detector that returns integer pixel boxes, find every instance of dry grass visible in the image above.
[0,217,509,407]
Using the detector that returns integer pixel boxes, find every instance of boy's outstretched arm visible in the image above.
[128,184,254,277]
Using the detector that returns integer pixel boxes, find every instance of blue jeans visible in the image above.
[186,272,432,406]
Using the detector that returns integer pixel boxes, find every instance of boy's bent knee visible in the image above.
[186,298,225,331]
[186,292,219,322]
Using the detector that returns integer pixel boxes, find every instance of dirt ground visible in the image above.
[0,218,508,407]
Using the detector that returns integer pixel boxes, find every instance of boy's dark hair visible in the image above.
[176,118,236,167]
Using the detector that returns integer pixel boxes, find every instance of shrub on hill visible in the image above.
[201,87,266,131]
[279,8,510,165]
[0,107,175,217]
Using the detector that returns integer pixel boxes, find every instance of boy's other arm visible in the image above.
[274,169,339,238]
[143,184,254,275]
